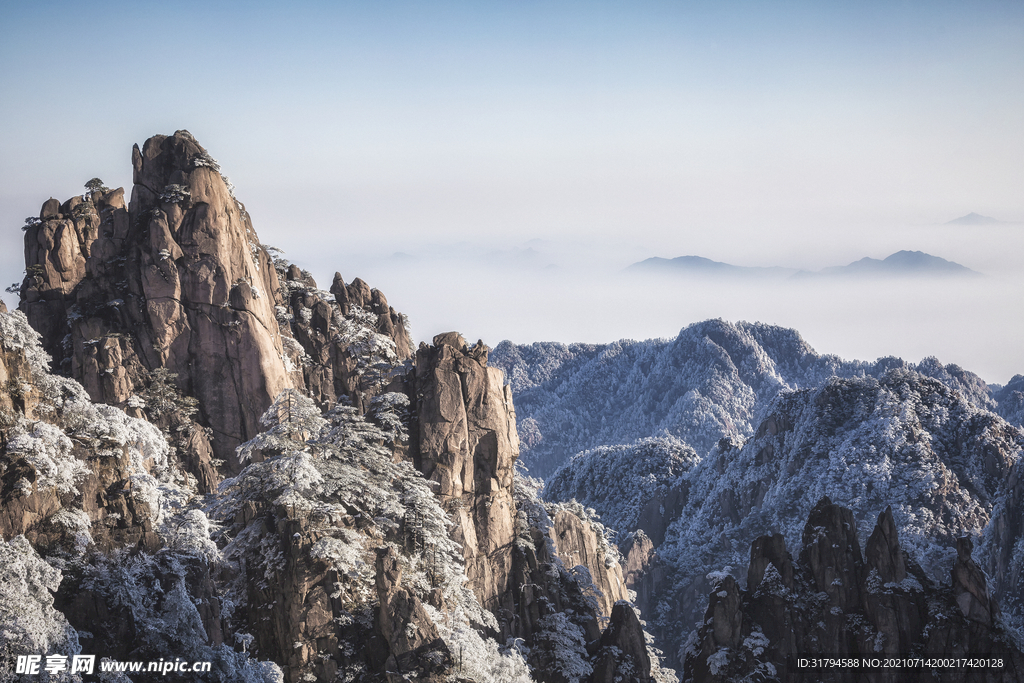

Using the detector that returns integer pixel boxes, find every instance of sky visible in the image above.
[1,1,1022,383]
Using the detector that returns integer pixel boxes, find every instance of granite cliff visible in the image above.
[16,131,412,480]
[2,132,665,683]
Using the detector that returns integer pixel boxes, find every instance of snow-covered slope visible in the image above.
[544,436,700,542]
[542,368,1024,668]
[492,319,1010,479]
[0,309,283,681]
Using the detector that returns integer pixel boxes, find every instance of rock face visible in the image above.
[413,333,519,614]
[374,546,452,680]
[549,509,630,621]
[592,603,655,683]
[18,132,291,474]
[953,536,998,628]
[404,329,666,680]
[683,497,1024,682]
[127,132,292,467]
[16,131,412,479]
[621,530,655,590]
[984,454,1024,622]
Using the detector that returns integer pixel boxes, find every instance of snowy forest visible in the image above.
[1,131,1022,683]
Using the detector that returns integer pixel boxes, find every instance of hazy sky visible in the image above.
[1,1,1022,382]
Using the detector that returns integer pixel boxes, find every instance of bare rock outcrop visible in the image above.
[982,448,1024,610]
[864,505,907,584]
[374,546,452,680]
[331,271,412,362]
[550,508,630,621]
[15,131,413,480]
[413,332,518,613]
[747,532,794,593]
[683,497,1024,682]
[18,131,291,475]
[953,536,998,627]
[409,332,664,680]
[233,509,353,683]
[798,496,864,613]
[507,505,603,677]
[276,266,412,411]
[621,530,656,590]
[591,602,654,683]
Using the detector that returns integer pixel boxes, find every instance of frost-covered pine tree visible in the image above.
[210,388,531,681]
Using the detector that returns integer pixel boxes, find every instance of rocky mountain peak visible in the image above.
[414,331,518,612]
[865,505,907,584]
[798,496,864,611]
[3,132,668,683]
[684,500,1024,681]
[15,131,416,479]
[18,131,291,476]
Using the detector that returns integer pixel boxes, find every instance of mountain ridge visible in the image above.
[491,319,1013,480]
[542,369,1024,671]
[627,250,980,279]
[946,212,1005,225]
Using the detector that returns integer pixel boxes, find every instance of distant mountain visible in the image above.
[627,250,979,279]
[627,255,797,278]
[810,249,980,278]
[541,367,1024,671]
[947,212,1003,225]
[491,319,1008,480]
[494,320,1024,669]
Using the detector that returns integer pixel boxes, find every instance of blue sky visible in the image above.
[2,1,1022,380]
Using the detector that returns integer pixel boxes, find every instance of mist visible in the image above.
[273,223,1024,387]
[1,1,1020,385]
[3,182,1020,385]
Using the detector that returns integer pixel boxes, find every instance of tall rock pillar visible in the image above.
[413,332,519,614]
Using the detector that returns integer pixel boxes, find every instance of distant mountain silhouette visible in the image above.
[628,250,979,279]
[946,212,1003,225]
[810,250,980,278]
[627,255,797,278]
